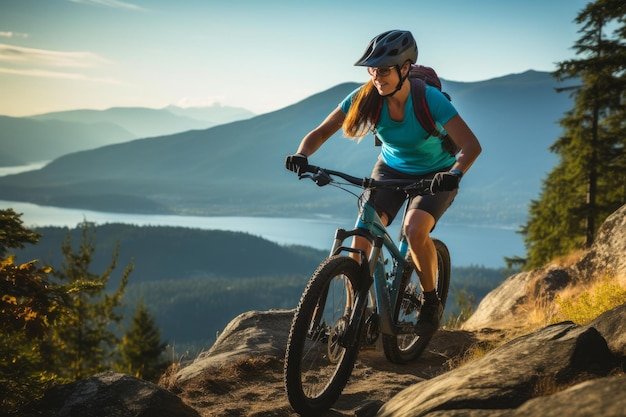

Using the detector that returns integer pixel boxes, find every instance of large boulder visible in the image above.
[375,303,626,417]
[21,372,200,417]
[575,204,626,286]
[174,309,294,383]
[589,302,626,356]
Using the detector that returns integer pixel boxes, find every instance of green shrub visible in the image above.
[554,276,626,325]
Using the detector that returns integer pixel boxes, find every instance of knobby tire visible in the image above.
[284,255,363,416]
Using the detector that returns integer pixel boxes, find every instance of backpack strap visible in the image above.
[410,78,460,156]
[373,80,438,146]
[409,77,440,139]
[373,98,383,146]
[372,77,459,155]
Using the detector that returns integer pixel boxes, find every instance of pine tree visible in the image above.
[0,208,41,257]
[521,0,626,268]
[49,220,133,380]
[0,209,62,413]
[119,300,168,382]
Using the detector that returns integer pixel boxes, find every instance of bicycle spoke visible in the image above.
[299,275,350,398]
[285,256,363,415]
[396,267,423,351]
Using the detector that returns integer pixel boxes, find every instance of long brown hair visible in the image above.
[343,80,383,141]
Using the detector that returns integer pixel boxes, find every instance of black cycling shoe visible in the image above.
[415,298,443,337]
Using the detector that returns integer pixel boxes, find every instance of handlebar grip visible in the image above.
[303,164,320,174]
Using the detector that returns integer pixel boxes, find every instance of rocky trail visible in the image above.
[169,328,484,417]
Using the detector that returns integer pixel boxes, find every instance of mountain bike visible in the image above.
[284,165,451,416]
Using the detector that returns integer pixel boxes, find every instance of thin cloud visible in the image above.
[0,67,121,84]
[0,43,109,68]
[67,0,144,11]
[0,32,29,38]
[0,44,118,85]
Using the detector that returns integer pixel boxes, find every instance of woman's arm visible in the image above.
[296,108,346,157]
[443,114,482,174]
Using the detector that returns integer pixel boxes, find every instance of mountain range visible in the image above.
[0,70,574,226]
[0,104,255,166]
[29,104,255,139]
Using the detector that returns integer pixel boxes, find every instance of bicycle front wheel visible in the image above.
[284,255,363,416]
[382,238,451,363]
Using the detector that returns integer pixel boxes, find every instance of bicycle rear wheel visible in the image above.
[382,238,451,363]
[284,255,363,416]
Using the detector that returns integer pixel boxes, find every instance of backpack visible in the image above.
[373,64,459,156]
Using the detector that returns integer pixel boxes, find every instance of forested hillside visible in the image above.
[13,224,328,285]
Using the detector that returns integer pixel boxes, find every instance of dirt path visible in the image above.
[172,330,479,417]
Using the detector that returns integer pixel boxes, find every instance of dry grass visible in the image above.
[158,362,181,390]
[553,273,626,325]
[531,373,582,398]
[443,338,506,371]
[446,260,625,373]
[160,355,283,391]
[516,295,560,331]
[215,356,283,381]
[532,367,626,398]
[512,267,626,332]
[548,250,586,269]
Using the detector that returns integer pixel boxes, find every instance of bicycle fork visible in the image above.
[336,234,383,349]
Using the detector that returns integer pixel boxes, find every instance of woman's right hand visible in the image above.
[285,153,309,175]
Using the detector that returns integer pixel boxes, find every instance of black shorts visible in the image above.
[367,158,457,226]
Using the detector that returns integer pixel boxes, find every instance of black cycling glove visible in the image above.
[285,153,309,175]
[431,170,462,193]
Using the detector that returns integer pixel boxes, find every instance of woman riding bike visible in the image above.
[285,29,481,337]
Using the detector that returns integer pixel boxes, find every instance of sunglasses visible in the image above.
[367,66,395,77]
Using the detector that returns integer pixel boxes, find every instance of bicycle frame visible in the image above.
[285,165,450,415]
[327,197,413,340]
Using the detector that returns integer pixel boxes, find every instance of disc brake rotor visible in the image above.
[328,317,349,362]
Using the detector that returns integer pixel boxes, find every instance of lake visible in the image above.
[1,199,525,268]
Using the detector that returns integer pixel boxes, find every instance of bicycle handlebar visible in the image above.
[300,164,433,195]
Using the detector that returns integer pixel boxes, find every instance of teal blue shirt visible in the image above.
[340,85,458,175]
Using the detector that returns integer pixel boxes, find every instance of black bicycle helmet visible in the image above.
[354,30,418,68]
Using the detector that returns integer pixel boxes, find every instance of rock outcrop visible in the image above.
[578,204,626,287]
[462,204,626,332]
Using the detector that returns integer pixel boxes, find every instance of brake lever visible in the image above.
[298,169,332,186]
[312,170,332,186]
[403,179,434,195]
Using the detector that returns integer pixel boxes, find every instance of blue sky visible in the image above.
[0,0,589,116]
